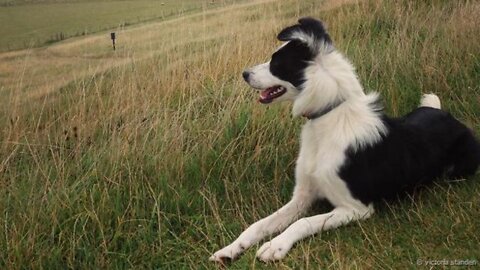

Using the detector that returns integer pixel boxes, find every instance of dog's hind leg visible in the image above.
[256,204,373,262]
[209,181,316,263]
[448,130,480,179]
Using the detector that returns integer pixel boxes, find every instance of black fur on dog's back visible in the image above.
[339,107,480,204]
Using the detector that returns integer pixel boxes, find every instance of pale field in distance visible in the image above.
[0,0,246,51]
[0,0,479,268]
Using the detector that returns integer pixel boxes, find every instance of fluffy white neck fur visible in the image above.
[294,50,388,150]
[292,51,366,117]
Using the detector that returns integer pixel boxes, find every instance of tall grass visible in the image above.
[1,0,479,268]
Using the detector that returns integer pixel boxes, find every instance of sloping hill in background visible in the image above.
[0,0,248,51]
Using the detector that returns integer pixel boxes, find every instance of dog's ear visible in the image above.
[277,24,303,42]
[277,17,332,50]
[298,17,330,41]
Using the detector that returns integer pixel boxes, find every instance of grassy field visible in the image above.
[0,0,246,51]
[1,0,479,268]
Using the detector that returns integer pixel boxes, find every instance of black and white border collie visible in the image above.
[210,18,480,263]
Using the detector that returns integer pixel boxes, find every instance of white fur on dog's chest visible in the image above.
[297,121,348,177]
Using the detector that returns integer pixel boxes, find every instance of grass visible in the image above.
[1,0,479,268]
[0,0,247,51]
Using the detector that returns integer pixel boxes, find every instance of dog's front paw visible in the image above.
[209,243,244,264]
[256,238,292,262]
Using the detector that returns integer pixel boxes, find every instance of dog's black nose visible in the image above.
[242,71,250,82]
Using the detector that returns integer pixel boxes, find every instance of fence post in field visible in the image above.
[111,32,116,50]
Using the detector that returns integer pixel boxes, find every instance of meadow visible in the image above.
[0,0,479,268]
[0,0,245,51]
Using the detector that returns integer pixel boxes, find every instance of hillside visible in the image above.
[0,0,247,51]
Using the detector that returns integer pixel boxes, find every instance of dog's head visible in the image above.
[242,17,333,104]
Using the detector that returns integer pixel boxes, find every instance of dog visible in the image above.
[210,17,480,263]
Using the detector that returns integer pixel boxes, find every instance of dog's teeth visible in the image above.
[267,87,285,97]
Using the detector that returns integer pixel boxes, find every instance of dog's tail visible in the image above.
[419,93,441,109]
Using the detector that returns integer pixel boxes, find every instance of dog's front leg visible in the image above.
[256,205,374,262]
[209,186,314,263]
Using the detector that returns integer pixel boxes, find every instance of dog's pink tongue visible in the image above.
[260,90,270,99]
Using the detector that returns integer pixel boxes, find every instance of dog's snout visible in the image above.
[242,71,250,82]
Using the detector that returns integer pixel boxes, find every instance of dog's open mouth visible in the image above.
[258,85,287,104]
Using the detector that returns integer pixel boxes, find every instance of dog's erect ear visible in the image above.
[277,17,332,51]
[298,17,330,41]
[277,24,303,42]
